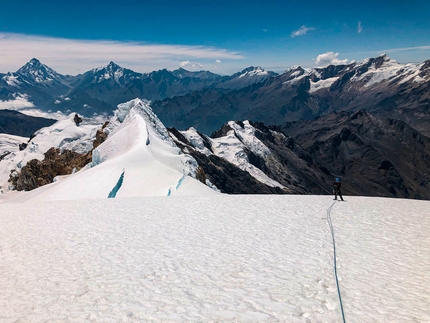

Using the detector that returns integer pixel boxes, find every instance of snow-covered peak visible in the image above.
[90,61,127,84]
[15,58,64,84]
[238,66,269,78]
[85,61,145,87]
[0,98,217,201]
[180,127,212,156]
[349,54,423,87]
[284,65,305,74]
[109,98,175,146]
[227,121,271,158]
[180,120,284,188]
[281,55,426,90]
[282,66,309,84]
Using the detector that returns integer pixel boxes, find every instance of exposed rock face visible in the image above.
[169,128,288,194]
[93,121,109,149]
[278,110,430,199]
[152,55,430,136]
[172,111,430,200]
[9,123,109,191]
[9,148,92,191]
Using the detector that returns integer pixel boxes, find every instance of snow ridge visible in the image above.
[0,98,216,201]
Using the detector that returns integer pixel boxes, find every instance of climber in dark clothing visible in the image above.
[74,113,82,126]
[333,178,344,201]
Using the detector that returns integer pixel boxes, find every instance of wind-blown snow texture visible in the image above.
[0,195,428,322]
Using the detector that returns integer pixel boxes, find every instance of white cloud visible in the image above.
[0,94,35,110]
[215,59,222,64]
[291,25,314,38]
[358,21,363,33]
[18,109,68,120]
[315,52,349,66]
[0,33,244,74]
[179,61,204,70]
[380,45,430,53]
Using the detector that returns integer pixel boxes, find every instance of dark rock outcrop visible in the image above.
[9,148,92,191]
[93,121,109,149]
[9,123,109,191]
[169,130,288,194]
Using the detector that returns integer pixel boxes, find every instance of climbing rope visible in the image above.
[327,201,346,323]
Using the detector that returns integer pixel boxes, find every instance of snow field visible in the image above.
[336,197,430,322]
[0,195,428,322]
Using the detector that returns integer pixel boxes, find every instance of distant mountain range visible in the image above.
[1,56,429,199]
[153,55,430,135]
[2,55,429,137]
[0,59,277,117]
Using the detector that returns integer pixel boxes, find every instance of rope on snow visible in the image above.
[327,201,347,323]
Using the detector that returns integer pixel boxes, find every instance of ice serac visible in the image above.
[2,99,217,202]
[107,98,199,178]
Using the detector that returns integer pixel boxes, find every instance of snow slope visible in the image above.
[0,99,216,202]
[0,133,25,156]
[0,195,428,322]
[0,115,103,190]
[180,121,284,188]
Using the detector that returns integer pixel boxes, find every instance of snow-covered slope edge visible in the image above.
[178,121,285,189]
[0,115,104,190]
[1,99,217,203]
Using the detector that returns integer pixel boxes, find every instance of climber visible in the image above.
[74,113,83,126]
[333,178,344,201]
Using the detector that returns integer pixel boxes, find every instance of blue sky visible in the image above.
[0,0,429,74]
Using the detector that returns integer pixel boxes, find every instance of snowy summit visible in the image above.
[0,99,216,202]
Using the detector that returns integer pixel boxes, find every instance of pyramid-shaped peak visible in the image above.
[107,61,122,69]
[93,61,123,73]
[286,65,305,72]
[19,58,44,71]
[15,58,62,83]
[371,54,399,69]
[29,58,41,64]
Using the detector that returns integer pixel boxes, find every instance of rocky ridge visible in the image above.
[173,110,430,199]
[8,121,109,191]
[153,55,430,135]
